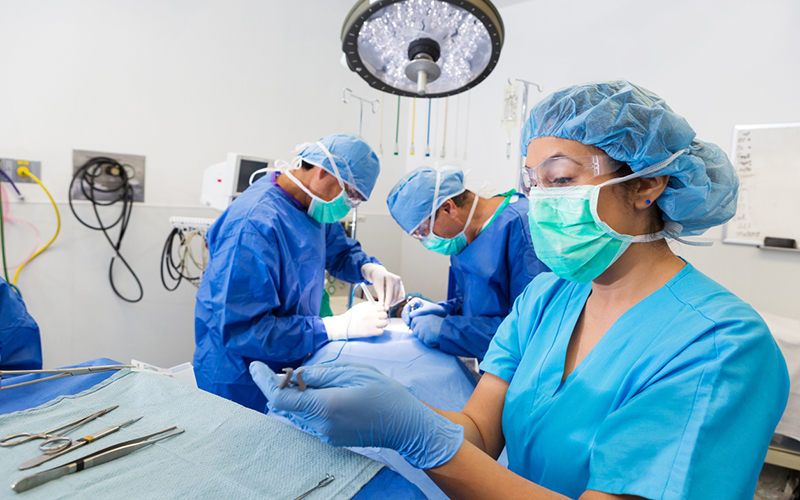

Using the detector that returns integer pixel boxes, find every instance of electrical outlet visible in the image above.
[0,158,42,183]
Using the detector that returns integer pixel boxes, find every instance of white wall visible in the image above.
[458,0,800,320]
[2,0,799,368]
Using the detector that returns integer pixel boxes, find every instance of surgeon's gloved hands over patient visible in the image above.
[322,302,387,341]
[361,263,405,310]
[410,315,445,348]
[401,297,448,326]
[249,361,464,469]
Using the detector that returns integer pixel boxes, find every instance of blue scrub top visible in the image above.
[0,277,42,370]
[194,174,378,411]
[439,195,548,360]
[481,263,789,499]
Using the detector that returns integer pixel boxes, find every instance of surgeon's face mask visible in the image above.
[284,142,364,224]
[411,171,479,256]
[523,150,685,284]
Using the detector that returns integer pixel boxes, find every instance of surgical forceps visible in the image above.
[0,405,118,454]
[11,426,184,493]
[293,474,335,500]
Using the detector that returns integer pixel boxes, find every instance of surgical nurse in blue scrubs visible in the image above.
[0,277,42,370]
[250,81,790,499]
[195,134,405,412]
[387,167,548,360]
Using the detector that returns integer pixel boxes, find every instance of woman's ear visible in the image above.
[634,175,669,210]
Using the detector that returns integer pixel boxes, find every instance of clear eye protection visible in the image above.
[521,155,623,195]
[304,141,366,207]
[410,216,433,240]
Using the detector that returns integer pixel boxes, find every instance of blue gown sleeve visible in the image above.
[586,314,790,499]
[217,224,328,363]
[0,278,42,370]
[437,219,548,360]
[323,222,379,284]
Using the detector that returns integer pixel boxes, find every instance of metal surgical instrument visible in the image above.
[11,426,185,493]
[0,364,133,391]
[278,367,307,392]
[0,405,118,454]
[18,416,143,470]
[293,474,335,500]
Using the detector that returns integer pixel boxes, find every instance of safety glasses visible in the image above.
[342,183,365,208]
[521,155,623,195]
[410,216,433,240]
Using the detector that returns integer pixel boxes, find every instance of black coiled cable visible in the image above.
[68,156,143,303]
[160,228,201,291]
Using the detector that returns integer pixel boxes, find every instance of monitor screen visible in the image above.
[236,158,270,194]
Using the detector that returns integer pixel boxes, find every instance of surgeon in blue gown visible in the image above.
[387,167,548,360]
[194,134,405,411]
[249,81,790,500]
[0,277,42,370]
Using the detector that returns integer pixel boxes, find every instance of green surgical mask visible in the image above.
[285,171,351,224]
[421,186,479,256]
[527,181,666,284]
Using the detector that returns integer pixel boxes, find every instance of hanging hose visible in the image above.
[13,166,61,287]
[440,97,449,159]
[426,99,432,157]
[410,98,417,156]
[394,96,401,156]
[68,156,142,303]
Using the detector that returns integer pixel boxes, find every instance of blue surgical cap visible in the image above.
[298,133,380,200]
[520,80,739,237]
[386,167,466,234]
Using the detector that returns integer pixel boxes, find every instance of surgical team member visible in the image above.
[194,134,405,411]
[250,81,790,499]
[0,277,42,370]
[387,167,548,359]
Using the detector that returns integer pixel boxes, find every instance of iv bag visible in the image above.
[501,82,519,131]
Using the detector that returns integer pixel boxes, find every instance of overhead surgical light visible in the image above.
[341,0,504,98]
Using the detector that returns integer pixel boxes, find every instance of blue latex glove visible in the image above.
[249,361,464,469]
[401,298,447,326]
[410,315,445,348]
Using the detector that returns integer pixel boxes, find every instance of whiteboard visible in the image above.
[723,123,800,247]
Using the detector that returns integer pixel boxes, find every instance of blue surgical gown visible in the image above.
[480,263,789,499]
[194,174,378,411]
[438,195,548,360]
[0,277,42,370]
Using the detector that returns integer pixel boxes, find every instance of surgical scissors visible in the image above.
[0,405,117,454]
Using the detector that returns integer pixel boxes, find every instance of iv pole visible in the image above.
[508,78,543,191]
[342,88,380,308]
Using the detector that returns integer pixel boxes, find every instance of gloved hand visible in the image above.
[361,263,406,310]
[322,302,387,341]
[249,361,464,469]
[410,315,445,348]
[401,298,448,326]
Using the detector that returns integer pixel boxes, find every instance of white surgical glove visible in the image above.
[361,263,406,310]
[322,301,388,341]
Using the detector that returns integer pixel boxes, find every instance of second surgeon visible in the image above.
[387,167,548,360]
